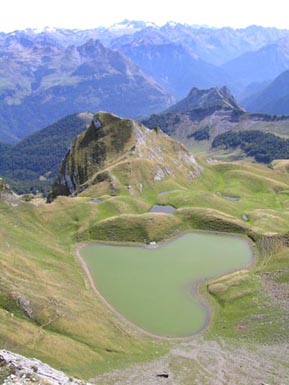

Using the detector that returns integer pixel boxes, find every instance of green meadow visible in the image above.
[1,158,289,379]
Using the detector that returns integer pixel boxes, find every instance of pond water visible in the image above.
[81,233,252,337]
[90,198,102,204]
[223,195,240,201]
[150,205,176,213]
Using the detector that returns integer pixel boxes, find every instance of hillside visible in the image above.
[51,112,201,198]
[212,130,289,163]
[0,113,93,194]
[143,86,289,148]
[0,39,173,142]
[244,69,289,114]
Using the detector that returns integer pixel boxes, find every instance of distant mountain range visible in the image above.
[2,22,289,142]
[0,38,172,143]
[6,22,289,64]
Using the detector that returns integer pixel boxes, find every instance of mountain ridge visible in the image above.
[143,85,289,146]
[51,112,201,198]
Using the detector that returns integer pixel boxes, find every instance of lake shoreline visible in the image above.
[76,230,255,340]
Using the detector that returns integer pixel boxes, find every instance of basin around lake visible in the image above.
[81,233,252,338]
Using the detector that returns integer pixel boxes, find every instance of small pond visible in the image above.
[150,205,176,214]
[90,198,102,204]
[81,233,252,337]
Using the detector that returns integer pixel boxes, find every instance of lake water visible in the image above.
[81,233,252,337]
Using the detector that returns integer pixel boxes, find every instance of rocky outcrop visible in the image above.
[0,350,91,385]
[0,178,20,206]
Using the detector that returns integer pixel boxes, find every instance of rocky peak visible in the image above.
[166,86,244,114]
[77,38,107,58]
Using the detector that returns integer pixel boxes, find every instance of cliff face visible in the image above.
[51,112,201,198]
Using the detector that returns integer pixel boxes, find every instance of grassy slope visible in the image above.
[0,198,167,378]
[1,157,289,379]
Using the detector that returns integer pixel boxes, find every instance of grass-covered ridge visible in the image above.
[51,112,201,198]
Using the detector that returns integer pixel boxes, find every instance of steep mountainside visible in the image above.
[0,113,93,194]
[0,39,172,142]
[244,69,289,114]
[143,86,289,145]
[222,38,289,87]
[111,29,229,99]
[52,112,201,198]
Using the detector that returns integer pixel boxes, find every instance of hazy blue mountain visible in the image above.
[3,23,289,142]
[111,29,229,99]
[157,24,289,65]
[222,38,289,87]
[164,86,243,114]
[0,38,173,142]
[108,23,289,65]
[6,22,289,64]
[238,80,271,102]
[244,69,289,114]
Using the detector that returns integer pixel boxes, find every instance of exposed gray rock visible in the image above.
[0,350,92,385]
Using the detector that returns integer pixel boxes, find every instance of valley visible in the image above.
[1,20,289,385]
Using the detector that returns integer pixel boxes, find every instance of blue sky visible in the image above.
[1,0,289,32]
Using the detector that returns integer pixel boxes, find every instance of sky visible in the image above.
[1,0,289,32]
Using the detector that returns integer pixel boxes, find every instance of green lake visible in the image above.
[81,233,252,337]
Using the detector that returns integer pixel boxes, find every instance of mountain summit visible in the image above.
[143,86,289,145]
[166,86,243,114]
[51,112,201,198]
